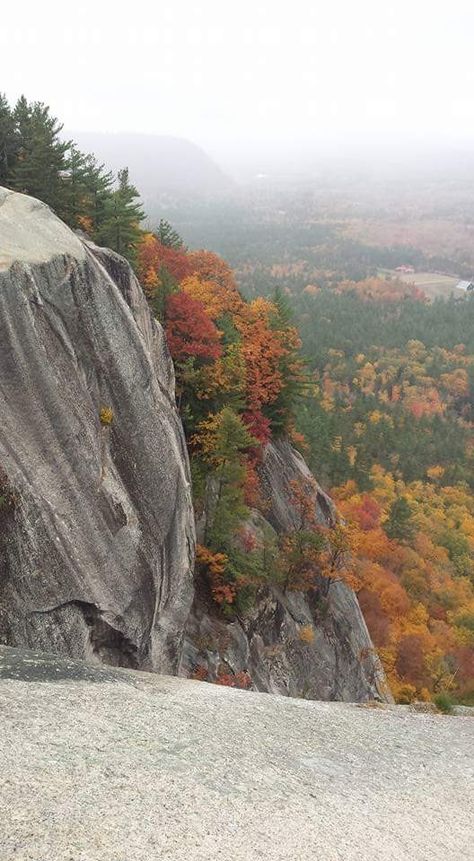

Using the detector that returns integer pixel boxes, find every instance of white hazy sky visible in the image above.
[2,0,474,153]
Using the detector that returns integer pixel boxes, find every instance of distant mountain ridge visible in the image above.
[70,131,232,200]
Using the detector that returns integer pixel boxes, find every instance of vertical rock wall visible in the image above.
[0,188,195,672]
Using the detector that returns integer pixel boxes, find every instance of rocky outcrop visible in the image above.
[181,440,390,702]
[0,187,388,702]
[2,646,471,861]
[0,187,195,672]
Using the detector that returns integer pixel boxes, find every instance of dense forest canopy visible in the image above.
[1,93,473,705]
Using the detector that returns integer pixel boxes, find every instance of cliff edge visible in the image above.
[0,187,388,701]
[0,187,195,672]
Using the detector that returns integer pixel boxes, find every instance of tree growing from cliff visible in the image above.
[62,146,114,235]
[278,478,325,590]
[96,168,144,263]
[9,96,70,213]
[191,409,262,608]
[196,407,256,546]
[0,93,18,183]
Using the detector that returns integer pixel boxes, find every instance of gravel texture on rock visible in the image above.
[1,647,472,861]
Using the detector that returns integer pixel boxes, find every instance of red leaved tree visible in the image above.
[165,293,223,364]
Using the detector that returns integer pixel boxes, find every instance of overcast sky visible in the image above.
[2,0,474,157]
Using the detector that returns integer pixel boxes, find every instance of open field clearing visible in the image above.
[382,270,464,299]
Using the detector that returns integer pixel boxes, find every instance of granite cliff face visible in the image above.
[0,187,389,701]
[0,187,195,672]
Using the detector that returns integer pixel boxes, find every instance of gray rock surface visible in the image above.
[0,187,195,672]
[0,646,472,861]
[182,440,389,702]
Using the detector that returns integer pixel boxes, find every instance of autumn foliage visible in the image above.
[332,470,474,703]
[137,225,474,706]
[165,293,222,364]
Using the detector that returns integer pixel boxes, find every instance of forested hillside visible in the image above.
[1,93,473,705]
[295,284,474,703]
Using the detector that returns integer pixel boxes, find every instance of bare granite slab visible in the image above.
[0,646,472,860]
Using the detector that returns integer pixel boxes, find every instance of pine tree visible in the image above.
[10,97,70,211]
[149,264,177,322]
[265,289,306,434]
[384,496,415,542]
[156,218,184,249]
[62,145,114,234]
[195,408,257,550]
[61,145,92,228]
[96,168,144,263]
[85,157,114,236]
[0,93,18,184]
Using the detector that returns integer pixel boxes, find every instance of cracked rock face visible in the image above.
[0,187,195,672]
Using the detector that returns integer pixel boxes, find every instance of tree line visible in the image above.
[0,94,144,262]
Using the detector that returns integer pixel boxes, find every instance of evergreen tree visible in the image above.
[62,145,114,234]
[197,408,256,550]
[10,97,70,211]
[156,218,184,249]
[384,497,415,542]
[96,168,144,263]
[84,157,114,236]
[61,145,93,228]
[0,93,18,183]
[150,265,177,322]
[265,287,307,434]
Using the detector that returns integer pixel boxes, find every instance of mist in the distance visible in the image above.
[3,1,474,181]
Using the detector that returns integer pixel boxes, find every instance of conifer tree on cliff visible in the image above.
[96,168,145,263]
[0,93,18,184]
[10,96,70,213]
[62,145,114,235]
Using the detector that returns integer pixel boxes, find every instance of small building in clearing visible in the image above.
[456,280,474,292]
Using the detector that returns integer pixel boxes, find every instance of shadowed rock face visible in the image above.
[0,187,195,672]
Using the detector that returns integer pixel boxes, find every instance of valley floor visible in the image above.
[0,646,472,860]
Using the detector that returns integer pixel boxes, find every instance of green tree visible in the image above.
[96,168,144,263]
[61,145,93,228]
[10,97,70,212]
[0,93,18,183]
[197,408,256,550]
[384,497,415,542]
[156,218,184,249]
[62,146,114,234]
[150,264,177,322]
[265,287,307,434]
